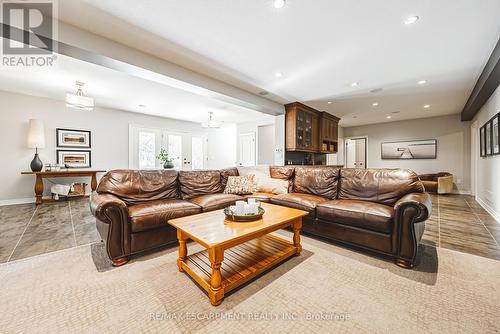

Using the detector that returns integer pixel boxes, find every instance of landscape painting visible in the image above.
[56,128,91,148]
[57,150,91,168]
[381,139,437,160]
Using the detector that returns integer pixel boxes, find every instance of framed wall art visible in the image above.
[381,139,437,160]
[56,150,91,168]
[485,121,492,156]
[480,125,486,157]
[56,128,91,148]
[492,113,499,155]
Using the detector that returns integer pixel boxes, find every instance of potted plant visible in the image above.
[157,148,174,169]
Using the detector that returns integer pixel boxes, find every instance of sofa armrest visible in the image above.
[437,175,454,194]
[90,192,131,263]
[394,192,432,224]
[392,192,432,267]
[90,191,128,223]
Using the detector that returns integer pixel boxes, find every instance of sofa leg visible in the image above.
[112,256,129,267]
[395,258,413,269]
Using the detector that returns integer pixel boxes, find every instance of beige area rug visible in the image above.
[0,231,499,334]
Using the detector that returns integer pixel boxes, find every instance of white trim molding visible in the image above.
[475,196,500,224]
[0,197,35,206]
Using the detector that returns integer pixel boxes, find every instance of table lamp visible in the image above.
[27,119,45,172]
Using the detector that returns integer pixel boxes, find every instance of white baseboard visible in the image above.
[0,197,35,206]
[475,196,500,224]
[452,190,472,195]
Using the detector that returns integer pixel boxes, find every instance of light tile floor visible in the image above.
[0,194,499,263]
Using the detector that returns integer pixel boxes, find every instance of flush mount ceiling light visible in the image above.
[65,81,94,111]
[273,0,286,9]
[418,80,427,85]
[201,112,222,128]
[350,82,359,87]
[275,72,283,78]
[424,104,431,109]
[372,102,379,107]
[404,16,419,25]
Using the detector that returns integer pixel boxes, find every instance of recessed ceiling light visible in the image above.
[386,115,392,119]
[404,16,419,25]
[138,104,146,108]
[424,104,431,109]
[372,102,379,107]
[370,88,383,93]
[258,91,269,96]
[391,111,400,114]
[275,72,283,78]
[327,101,332,104]
[273,0,286,9]
[418,80,427,85]
[352,115,357,118]
[350,82,359,87]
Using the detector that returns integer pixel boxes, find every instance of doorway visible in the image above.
[238,132,256,166]
[345,137,367,168]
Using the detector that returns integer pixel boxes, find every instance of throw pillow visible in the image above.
[237,165,270,191]
[223,175,254,195]
[256,177,288,195]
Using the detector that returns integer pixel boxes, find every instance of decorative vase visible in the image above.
[163,161,174,169]
[30,153,43,172]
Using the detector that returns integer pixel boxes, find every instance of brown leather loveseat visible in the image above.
[90,166,431,269]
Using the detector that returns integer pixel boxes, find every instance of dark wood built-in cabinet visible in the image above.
[285,102,340,156]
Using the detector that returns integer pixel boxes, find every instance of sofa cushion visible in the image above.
[339,168,424,206]
[97,169,179,204]
[190,193,243,212]
[316,199,394,233]
[128,199,201,233]
[220,167,239,189]
[255,177,288,195]
[224,175,254,195]
[271,193,328,218]
[293,166,340,199]
[179,170,223,200]
[242,192,274,202]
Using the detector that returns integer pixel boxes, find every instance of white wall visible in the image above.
[342,114,471,192]
[0,90,236,204]
[472,84,500,221]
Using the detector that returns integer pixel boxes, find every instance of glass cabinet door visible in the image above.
[296,111,305,148]
[304,112,312,148]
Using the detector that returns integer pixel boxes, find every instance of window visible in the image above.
[138,131,156,169]
[192,137,204,170]
[167,134,182,170]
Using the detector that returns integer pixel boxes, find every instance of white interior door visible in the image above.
[191,136,207,170]
[239,132,255,166]
[345,138,367,168]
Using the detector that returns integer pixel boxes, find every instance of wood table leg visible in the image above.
[34,175,43,205]
[90,172,98,191]
[292,218,302,255]
[208,247,224,306]
[177,230,188,272]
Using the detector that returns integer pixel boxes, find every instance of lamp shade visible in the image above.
[27,119,45,149]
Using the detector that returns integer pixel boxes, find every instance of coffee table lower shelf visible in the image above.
[178,234,298,305]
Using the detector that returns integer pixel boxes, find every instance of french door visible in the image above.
[129,125,207,170]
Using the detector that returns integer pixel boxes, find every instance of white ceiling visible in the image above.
[54,0,500,127]
[0,54,273,124]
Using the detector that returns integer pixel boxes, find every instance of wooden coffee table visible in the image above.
[168,202,308,306]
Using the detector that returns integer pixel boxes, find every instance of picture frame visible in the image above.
[56,128,91,148]
[485,121,492,156]
[492,113,499,155]
[381,139,437,160]
[480,125,486,157]
[56,150,91,168]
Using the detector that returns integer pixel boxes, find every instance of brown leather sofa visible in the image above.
[90,166,431,269]
[418,172,454,194]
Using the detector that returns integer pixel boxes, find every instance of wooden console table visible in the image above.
[21,170,106,205]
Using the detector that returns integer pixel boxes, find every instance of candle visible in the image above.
[235,201,245,215]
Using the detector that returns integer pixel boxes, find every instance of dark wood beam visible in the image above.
[461,37,500,121]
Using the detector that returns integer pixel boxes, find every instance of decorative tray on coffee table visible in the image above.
[224,207,265,222]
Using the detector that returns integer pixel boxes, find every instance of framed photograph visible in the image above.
[57,150,91,168]
[56,128,91,148]
[485,121,492,156]
[492,113,499,155]
[480,125,486,157]
[381,139,437,159]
